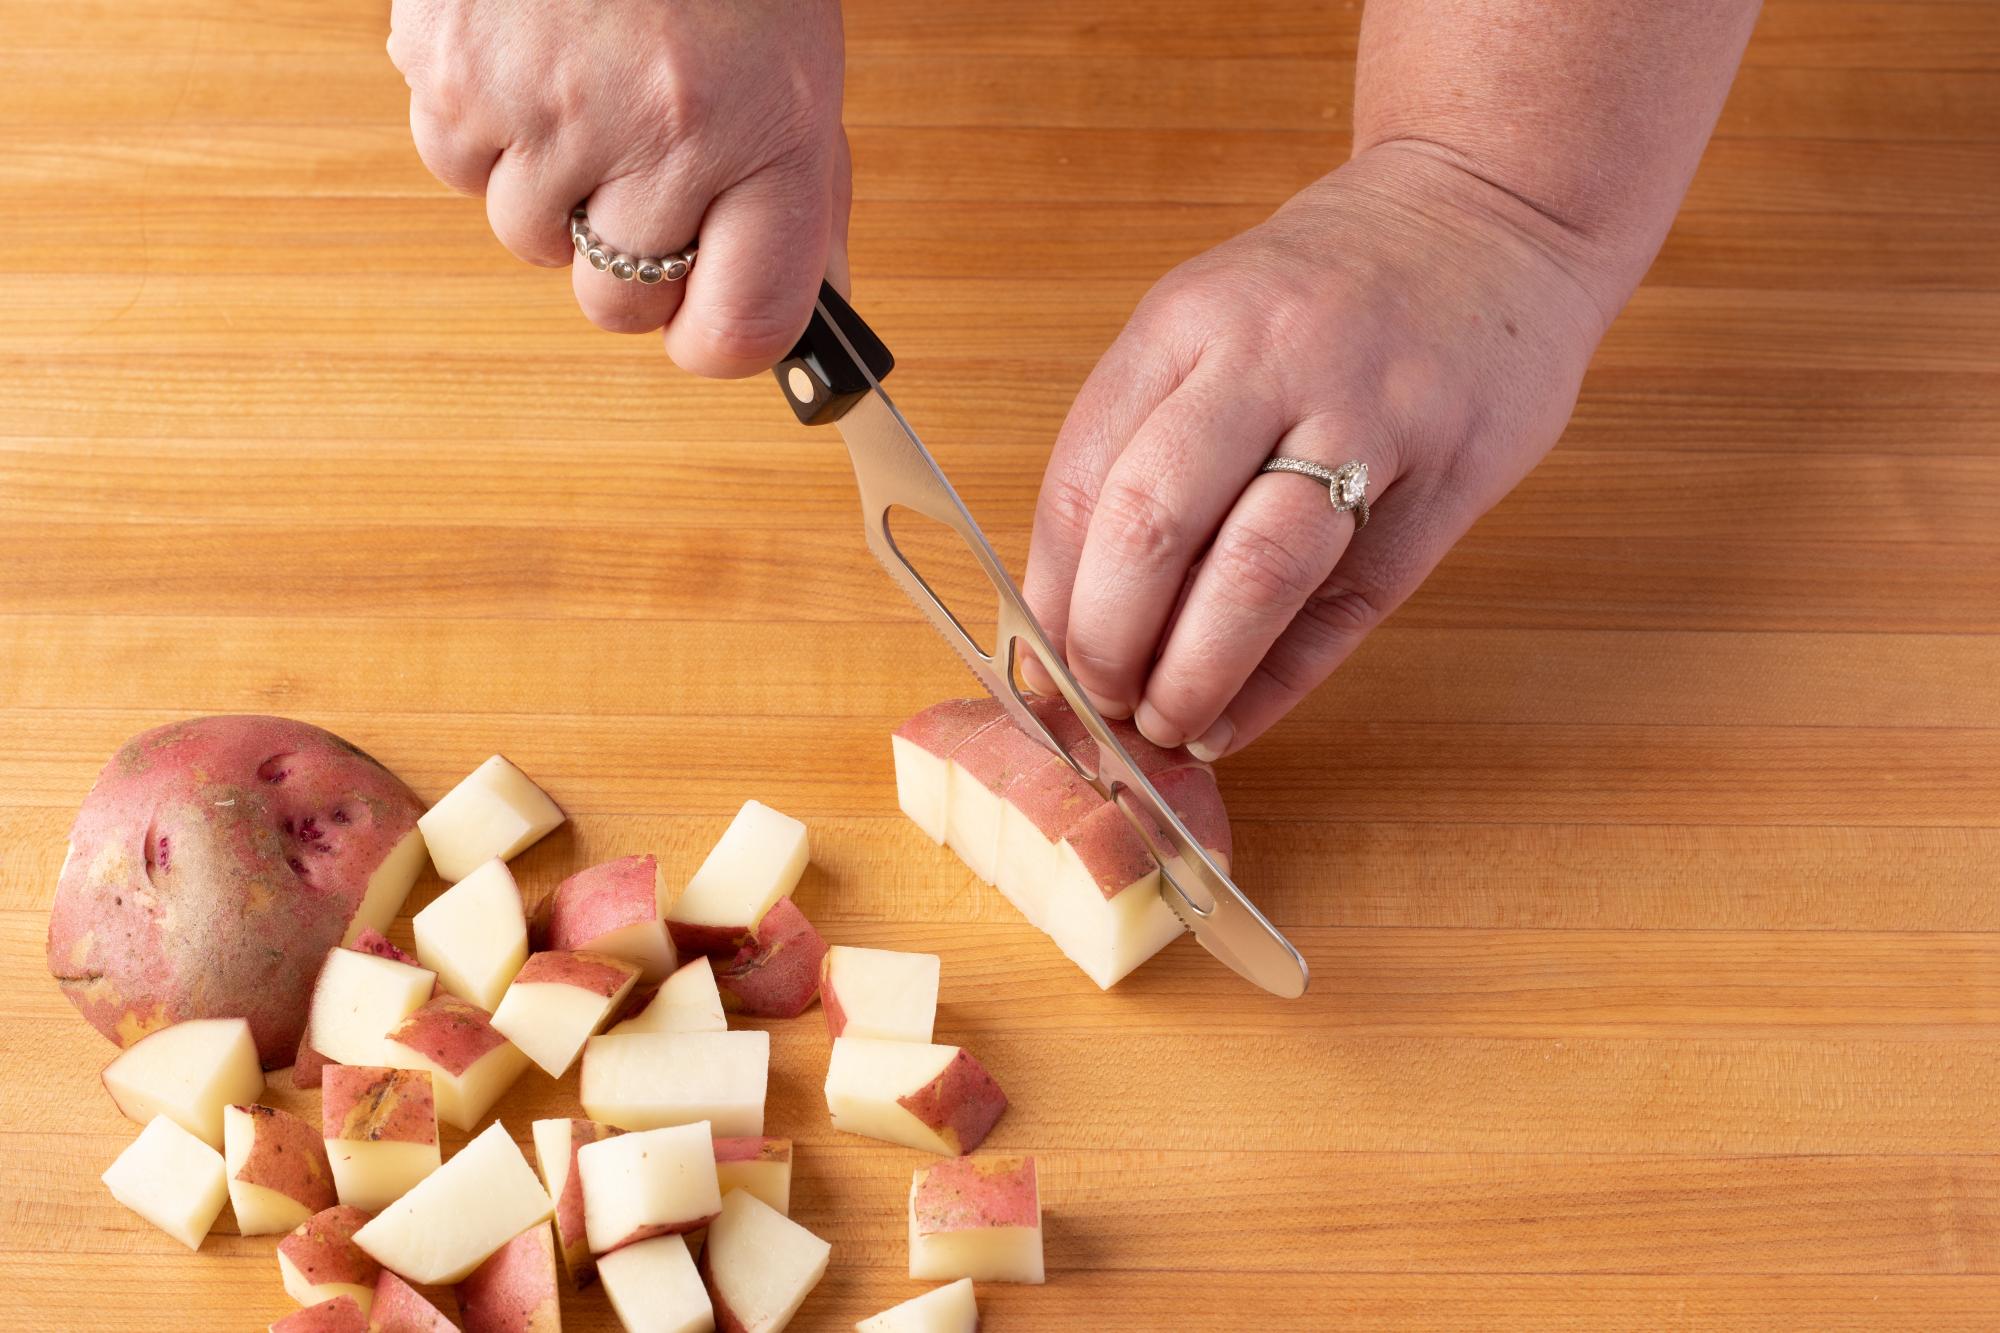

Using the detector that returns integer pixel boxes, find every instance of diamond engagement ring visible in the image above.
[569,208,697,284]
[1259,457,1370,529]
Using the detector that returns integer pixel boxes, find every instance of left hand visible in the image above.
[1022,143,1615,759]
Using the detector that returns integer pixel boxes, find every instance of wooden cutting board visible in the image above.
[2,1,1997,1328]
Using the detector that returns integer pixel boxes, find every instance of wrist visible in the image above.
[1325,141,1643,343]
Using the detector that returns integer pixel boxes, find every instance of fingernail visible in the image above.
[1187,717,1233,763]
[1086,690,1132,720]
[1133,700,1182,748]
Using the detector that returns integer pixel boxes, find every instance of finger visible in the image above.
[1185,473,1460,760]
[663,161,831,379]
[1134,425,1385,749]
[1019,313,1195,700]
[485,146,607,269]
[571,166,709,336]
[408,102,501,198]
[1061,371,1285,718]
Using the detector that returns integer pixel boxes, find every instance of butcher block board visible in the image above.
[2,0,1998,1328]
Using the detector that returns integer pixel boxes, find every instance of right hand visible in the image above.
[389,0,849,377]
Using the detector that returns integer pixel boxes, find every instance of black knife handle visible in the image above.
[774,280,895,426]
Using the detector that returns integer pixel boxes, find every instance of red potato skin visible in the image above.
[387,995,509,1077]
[512,949,638,997]
[664,918,753,961]
[349,929,419,968]
[818,953,848,1038]
[913,1155,1039,1233]
[456,1222,561,1333]
[950,715,1052,796]
[712,897,827,1019]
[233,1104,336,1212]
[693,1241,754,1333]
[46,715,426,1068]
[898,1049,1009,1155]
[321,1066,436,1147]
[369,1271,457,1333]
[279,1205,379,1288]
[542,855,658,951]
[548,1119,621,1288]
[893,697,1003,760]
[269,1295,369,1333]
[712,1136,790,1166]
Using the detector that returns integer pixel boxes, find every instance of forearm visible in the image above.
[1352,0,1760,320]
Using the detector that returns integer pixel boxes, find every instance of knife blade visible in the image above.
[772,282,1309,999]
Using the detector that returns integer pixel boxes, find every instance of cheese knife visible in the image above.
[771,282,1309,999]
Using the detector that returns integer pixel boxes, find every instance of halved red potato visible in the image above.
[48,715,428,1067]
[891,697,1231,987]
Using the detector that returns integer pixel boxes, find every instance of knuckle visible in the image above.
[1090,479,1184,570]
[688,300,807,372]
[1297,579,1384,640]
[1036,470,1100,549]
[1210,521,1323,613]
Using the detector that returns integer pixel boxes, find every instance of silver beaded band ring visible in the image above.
[1259,457,1370,529]
[569,208,697,284]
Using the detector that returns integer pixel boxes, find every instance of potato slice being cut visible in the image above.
[891,697,1231,987]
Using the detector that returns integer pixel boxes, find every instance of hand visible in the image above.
[388,0,848,377]
[1022,144,1614,759]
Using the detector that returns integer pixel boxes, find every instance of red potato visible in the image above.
[455,1221,561,1333]
[541,855,676,982]
[382,995,530,1132]
[47,715,428,1067]
[270,1296,369,1333]
[712,897,827,1019]
[99,1113,229,1252]
[825,1038,1008,1156]
[530,1117,623,1288]
[321,1066,440,1212]
[855,1279,979,1333]
[664,800,809,959]
[369,1271,459,1332]
[820,946,940,1044]
[577,1122,721,1254]
[908,1156,1043,1285]
[891,697,1232,988]
[224,1104,336,1235]
[696,1189,831,1333]
[712,1136,792,1216]
[295,948,437,1090]
[101,1015,264,1147]
[608,956,726,1037]
[352,1121,554,1287]
[279,1205,381,1316]
[889,699,1002,842]
[491,949,641,1078]
[597,1233,712,1333]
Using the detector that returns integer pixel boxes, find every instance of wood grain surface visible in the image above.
[3,1,1997,1329]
